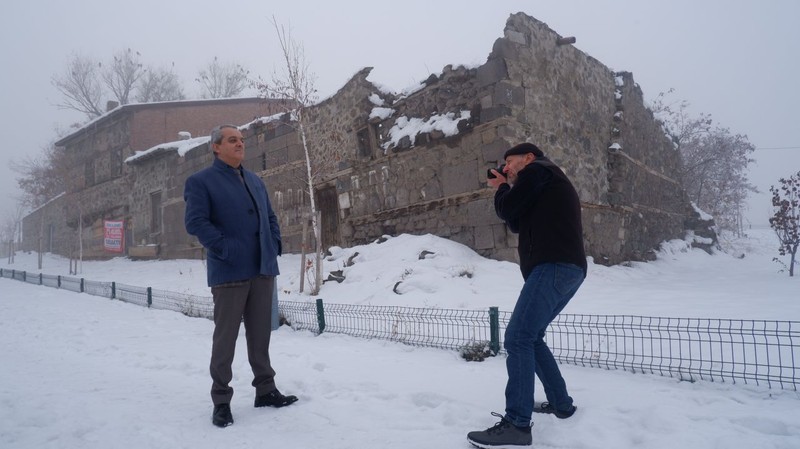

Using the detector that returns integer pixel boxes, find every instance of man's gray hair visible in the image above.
[209,124,239,146]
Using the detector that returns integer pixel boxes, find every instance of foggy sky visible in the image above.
[1,0,798,229]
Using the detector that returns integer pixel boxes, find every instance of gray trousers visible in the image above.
[210,275,276,405]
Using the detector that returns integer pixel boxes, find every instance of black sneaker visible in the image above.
[254,389,299,408]
[533,402,576,419]
[212,403,233,428]
[467,412,532,448]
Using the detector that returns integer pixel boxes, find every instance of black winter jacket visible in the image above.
[494,158,587,280]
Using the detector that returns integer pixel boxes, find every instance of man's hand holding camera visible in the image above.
[487,164,507,190]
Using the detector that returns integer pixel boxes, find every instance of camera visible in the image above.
[487,164,506,179]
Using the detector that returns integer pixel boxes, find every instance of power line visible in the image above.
[756,146,800,150]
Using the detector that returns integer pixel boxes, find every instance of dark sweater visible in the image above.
[494,158,587,279]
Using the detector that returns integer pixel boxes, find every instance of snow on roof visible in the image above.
[125,113,291,164]
[124,136,209,163]
[382,110,471,151]
[369,107,395,120]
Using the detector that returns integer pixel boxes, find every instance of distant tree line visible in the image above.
[51,48,252,120]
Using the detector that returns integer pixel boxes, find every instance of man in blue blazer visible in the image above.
[184,124,297,428]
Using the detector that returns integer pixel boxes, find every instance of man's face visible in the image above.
[503,153,534,184]
[213,127,245,167]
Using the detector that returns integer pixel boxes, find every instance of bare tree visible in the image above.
[651,91,757,234]
[1,211,17,262]
[101,48,145,105]
[1,204,25,264]
[9,142,69,209]
[196,57,250,99]
[52,53,105,118]
[769,171,800,277]
[255,19,330,294]
[136,64,185,103]
[54,50,188,120]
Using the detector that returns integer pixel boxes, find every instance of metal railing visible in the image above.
[2,267,797,390]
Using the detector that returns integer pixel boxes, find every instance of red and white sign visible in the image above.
[104,220,125,253]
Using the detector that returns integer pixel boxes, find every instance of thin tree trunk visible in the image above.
[299,217,308,293]
[78,208,83,274]
[297,114,323,296]
[314,210,322,295]
[38,217,43,270]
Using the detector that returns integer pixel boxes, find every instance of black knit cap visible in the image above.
[503,142,544,159]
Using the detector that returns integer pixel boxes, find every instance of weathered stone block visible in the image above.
[493,83,524,107]
[505,30,527,45]
[441,160,479,197]
[481,139,511,163]
[481,106,512,122]
[477,58,508,87]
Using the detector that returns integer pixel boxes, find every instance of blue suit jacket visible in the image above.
[184,157,281,286]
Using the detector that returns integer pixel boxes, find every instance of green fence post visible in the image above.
[80,278,84,293]
[57,275,61,288]
[147,287,152,308]
[39,273,43,285]
[489,306,500,355]
[316,298,326,334]
[111,282,116,299]
[23,271,26,282]
[12,269,15,280]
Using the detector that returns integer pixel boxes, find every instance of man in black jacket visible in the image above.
[468,143,587,448]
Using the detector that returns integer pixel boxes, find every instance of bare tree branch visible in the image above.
[653,91,757,233]
[196,57,250,98]
[101,48,145,105]
[136,63,185,103]
[51,54,105,118]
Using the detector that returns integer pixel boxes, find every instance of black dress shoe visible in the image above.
[254,389,298,408]
[212,403,234,427]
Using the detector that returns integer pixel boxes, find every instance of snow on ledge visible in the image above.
[381,111,470,151]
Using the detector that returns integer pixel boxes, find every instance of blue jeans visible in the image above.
[503,263,584,427]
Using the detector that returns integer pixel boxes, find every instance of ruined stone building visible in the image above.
[25,12,696,267]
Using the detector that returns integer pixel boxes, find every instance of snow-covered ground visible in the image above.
[1,228,798,448]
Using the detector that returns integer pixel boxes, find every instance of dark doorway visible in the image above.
[314,186,340,250]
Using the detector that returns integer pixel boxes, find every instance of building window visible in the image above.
[84,160,95,187]
[356,127,371,158]
[111,147,123,176]
[261,152,267,171]
[150,191,162,234]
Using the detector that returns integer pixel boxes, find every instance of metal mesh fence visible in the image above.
[42,274,59,288]
[539,314,799,390]
[286,302,493,351]
[60,275,82,293]
[149,288,214,318]
[84,279,113,298]
[1,268,797,390]
[115,283,150,308]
